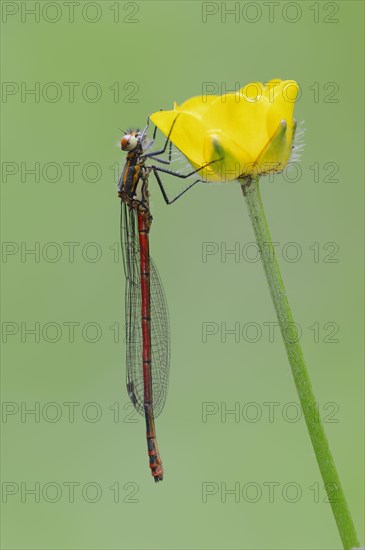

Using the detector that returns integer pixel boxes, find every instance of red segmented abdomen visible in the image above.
[137,211,163,481]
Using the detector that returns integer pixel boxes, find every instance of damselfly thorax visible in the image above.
[118,130,152,221]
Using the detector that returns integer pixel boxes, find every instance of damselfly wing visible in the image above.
[120,202,170,418]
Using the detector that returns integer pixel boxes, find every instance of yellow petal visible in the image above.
[267,80,298,143]
[262,79,284,101]
[256,119,287,173]
[150,109,178,139]
[202,92,271,160]
[239,81,266,102]
[175,94,218,115]
[150,109,208,169]
[202,130,254,181]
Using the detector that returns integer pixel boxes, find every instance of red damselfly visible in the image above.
[117,118,219,481]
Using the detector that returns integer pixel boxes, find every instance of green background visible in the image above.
[1,1,364,548]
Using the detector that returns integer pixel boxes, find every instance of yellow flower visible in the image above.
[150,79,299,182]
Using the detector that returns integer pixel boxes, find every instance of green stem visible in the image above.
[240,177,360,550]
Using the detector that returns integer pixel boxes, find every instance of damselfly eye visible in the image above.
[121,135,138,151]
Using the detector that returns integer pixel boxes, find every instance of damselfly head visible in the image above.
[121,132,139,151]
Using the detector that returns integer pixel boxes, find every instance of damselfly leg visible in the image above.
[145,118,223,205]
